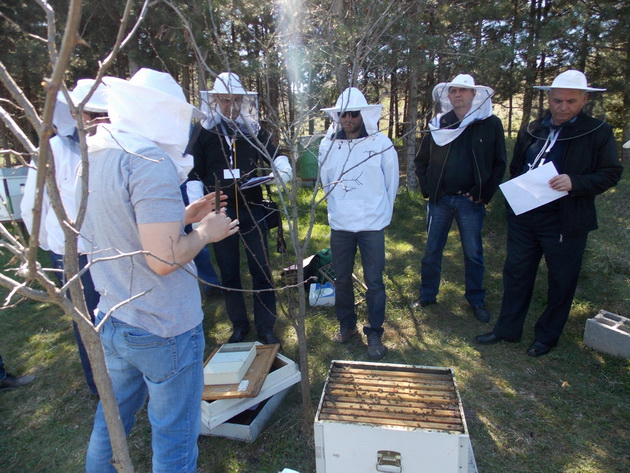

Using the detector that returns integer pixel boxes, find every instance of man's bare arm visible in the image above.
[138,211,238,276]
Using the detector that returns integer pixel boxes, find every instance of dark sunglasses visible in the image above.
[338,110,361,118]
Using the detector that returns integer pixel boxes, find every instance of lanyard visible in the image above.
[219,122,237,166]
[527,126,561,172]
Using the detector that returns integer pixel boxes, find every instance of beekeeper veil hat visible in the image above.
[321,87,383,137]
[429,74,494,146]
[200,72,259,135]
[54,79,109,136]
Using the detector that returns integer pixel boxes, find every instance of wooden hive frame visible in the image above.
[318,361,466,433]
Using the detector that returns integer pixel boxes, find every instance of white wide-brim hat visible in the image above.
[103,68,204,148]
[209,72,255,96]
[103,69,203,119]
[320,87,382,114]
[57,78,108,113]
[432,74,494,101]
[623,140,630,149]
[533,70,606,92]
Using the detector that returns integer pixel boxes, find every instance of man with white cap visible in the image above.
[318,87,399,360]
[81,68,238,473]
[476,70,623,357]
[21,79,109,396]
[187,72,289,346]
[412,74,506,323]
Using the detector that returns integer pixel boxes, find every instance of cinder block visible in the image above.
[583,310,630,358]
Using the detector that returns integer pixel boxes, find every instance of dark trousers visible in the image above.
[331,229,386,337]
[50,252,99,394]
[213,205,276,335]
[493,211,588,347]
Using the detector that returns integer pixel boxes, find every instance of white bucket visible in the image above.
[309,282,335,307]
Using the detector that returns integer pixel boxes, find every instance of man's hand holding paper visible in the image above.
[499,162,568,215]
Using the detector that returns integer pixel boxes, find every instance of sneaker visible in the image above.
[0,373,37,390]
[367,333,387,360]
[335,326,358,344]
[410,298,437,309]
[472,305,491,323]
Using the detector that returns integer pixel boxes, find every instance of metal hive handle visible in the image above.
[376,450,402,472]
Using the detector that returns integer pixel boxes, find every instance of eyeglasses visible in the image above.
[338,110,361,118]
[217,96,243,105]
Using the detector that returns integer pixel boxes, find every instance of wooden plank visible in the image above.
[319,409,463,430]
[327,378,455,393]
[329,372,455,387]
[202,344,280,400]
[322,400,462,419]
[331,364,454,380]
[319,405,462,423]
[318,413,465,432]
[322,395,459,410]
[325,386,458,402]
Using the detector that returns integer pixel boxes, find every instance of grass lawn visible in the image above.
[1,169,628,473]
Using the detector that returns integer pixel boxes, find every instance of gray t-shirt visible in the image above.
[82,146,202,338]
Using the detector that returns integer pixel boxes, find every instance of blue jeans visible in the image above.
[331,229,386,337]
[420,195,486,306]
[86,314,204,473]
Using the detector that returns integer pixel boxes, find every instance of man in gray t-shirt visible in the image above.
[82,69,238,473]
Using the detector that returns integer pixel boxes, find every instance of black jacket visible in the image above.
[415,114,506,204]
[188,122,278,206]
[511,112,623,237]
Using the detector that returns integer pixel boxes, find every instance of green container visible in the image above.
[298,136,322,181]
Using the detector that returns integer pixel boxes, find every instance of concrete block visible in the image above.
[583,310,630,358]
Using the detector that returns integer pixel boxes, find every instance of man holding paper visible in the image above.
[188,72,289,345]
[476,70,623,357]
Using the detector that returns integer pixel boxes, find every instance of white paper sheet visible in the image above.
[499,162,568,215]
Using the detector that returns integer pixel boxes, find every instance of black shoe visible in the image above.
[259,332,281,345]
[472,305,491,323]
[526,341,552,358]
[227,327,249,343]
[475,332,520,345]
[335,326,359,344]
[410,298,437,309]
[367,333,387,360]
[0,373,37,390]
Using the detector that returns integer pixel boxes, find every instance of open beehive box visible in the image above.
[203,342,257,386]
[314,360,477,473]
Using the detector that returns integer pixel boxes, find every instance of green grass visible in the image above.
[1,173,629,473]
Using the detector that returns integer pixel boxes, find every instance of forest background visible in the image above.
[2,0,630,170]
[0,1,629,473]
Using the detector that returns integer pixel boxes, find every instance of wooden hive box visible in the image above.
[314,360,477,473]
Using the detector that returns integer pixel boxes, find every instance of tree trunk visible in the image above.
[404,56,419,189]
[624,39,630,160]
[519,0,542,130]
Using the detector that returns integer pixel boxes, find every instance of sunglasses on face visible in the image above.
[338,110,361,118]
